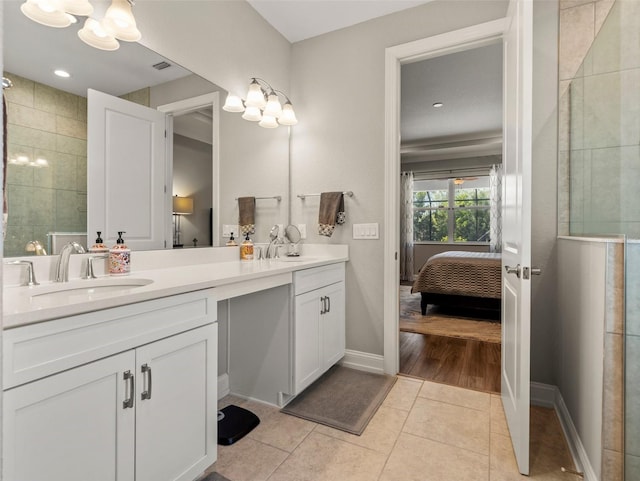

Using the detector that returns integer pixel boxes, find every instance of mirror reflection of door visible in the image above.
[171,108,214,248]
[87,89,168,251]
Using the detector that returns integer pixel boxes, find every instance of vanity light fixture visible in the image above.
[20,0,141,51]
[223,77,298,128]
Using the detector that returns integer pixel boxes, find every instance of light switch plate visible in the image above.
[353,223,379,239]
[223,224,239,237]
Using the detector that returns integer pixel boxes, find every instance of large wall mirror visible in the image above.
[3,1,289,257]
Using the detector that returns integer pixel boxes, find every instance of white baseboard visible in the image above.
[340,349,385,374]
[531,383,598,481]
[218,373,230,400]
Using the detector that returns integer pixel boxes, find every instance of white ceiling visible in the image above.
[247,0,434,43]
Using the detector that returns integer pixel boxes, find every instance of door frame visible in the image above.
[383,19,507,374]
[157,92,221,247]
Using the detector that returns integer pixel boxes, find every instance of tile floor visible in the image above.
[207,376,582,481]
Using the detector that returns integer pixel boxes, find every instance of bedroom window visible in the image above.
[413,176,490,243]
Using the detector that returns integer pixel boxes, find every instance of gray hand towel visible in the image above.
[238,197,256,235]
[318,192,345,237]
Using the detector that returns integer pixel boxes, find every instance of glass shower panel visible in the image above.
[566,0,640,238]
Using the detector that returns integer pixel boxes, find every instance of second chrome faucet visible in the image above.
[55,241,86,282]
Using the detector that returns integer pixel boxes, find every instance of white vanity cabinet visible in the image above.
[3,290,218,481]
[293,263,345,394]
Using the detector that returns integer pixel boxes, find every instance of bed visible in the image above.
[411,251,502,315]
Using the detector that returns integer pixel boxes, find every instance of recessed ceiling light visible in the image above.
[54,69,71,78]
[432,102,444,108]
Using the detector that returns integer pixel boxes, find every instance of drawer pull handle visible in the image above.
[123,370,134,409]
[141,364,152,400]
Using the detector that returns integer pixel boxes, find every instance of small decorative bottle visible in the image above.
[240,233,254,261]
[109,232,131,275]
[226,232,237,247]
[89,232,109,253]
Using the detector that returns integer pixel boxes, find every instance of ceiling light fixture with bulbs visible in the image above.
[20,0,141,51]
[222,78,298,129]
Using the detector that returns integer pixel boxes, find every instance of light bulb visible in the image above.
[245,80,266,109]
[259,115,278,129]
[278,102,298,126]
[78,18,120,51]
[222,94,245,113]
[21,0,71,27]
[103,0,141,42]
[263,93,282,119]
[242,106,262,122]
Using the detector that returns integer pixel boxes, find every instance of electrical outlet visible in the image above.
[297,224,307,239]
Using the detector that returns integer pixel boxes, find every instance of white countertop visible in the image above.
[3,246,348,329]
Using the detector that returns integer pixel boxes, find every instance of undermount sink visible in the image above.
[274,256,318,263]
[30,278,154,302]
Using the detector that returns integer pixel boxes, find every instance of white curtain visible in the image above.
[490,164,503,253]
[400,171,414,282]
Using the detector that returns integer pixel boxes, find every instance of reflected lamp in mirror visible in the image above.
[20,0,141,51]
[223,77,298,128]
[172,195,193,248]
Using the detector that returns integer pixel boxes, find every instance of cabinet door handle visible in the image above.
[320,296,326,315]
[123,370,134,409]
[326,296,331,313]
[141,364,152,400]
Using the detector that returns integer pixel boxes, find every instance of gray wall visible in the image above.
[289,1,509,357]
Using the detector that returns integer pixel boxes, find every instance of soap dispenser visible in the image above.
[226,232,237,247]
[109,232,131,275]
[89,232,109,253]
[240,233,254,261]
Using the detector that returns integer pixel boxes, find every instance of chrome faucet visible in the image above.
[55,241,86,282]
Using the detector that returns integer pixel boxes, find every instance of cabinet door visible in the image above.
[3,351,136,481]
[321,281,346,369]
[135,324,217,481]
[294,289,323,394]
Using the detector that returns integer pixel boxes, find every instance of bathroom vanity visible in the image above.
[2,245,347,481]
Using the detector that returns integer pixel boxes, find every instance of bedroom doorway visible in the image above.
[396,38,503,393]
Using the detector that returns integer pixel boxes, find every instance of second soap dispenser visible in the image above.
[109,232,131,275]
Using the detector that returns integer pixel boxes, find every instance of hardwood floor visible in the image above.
[399,331,501,393]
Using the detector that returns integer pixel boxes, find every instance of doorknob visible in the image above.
[504,264,521,278]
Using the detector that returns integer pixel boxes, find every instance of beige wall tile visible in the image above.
[56,134,87,156]
[603,333,623,452]
[569,77,584,150]
[561,0,594,10]
[3,73,35,108]
[56,115,87,140]
[403,397,490,455]
[559,3,595,81]
[627,243,640,336]
[605,242,624,334]
[8,102,56,132]
[626,453,640,480]
[381,432,488,481]
[602,448,623,481]
[595,0,615,35]
[592,0,640,75]
[8,124,57,151]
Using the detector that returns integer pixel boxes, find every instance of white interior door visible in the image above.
[88,89,168,250]
[501,0,533,474]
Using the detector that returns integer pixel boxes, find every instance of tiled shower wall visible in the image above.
[559,1,640,479]
[559,0,640,237]
[3,72,87,257]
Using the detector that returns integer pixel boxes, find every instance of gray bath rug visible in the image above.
[280,365,397,435]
